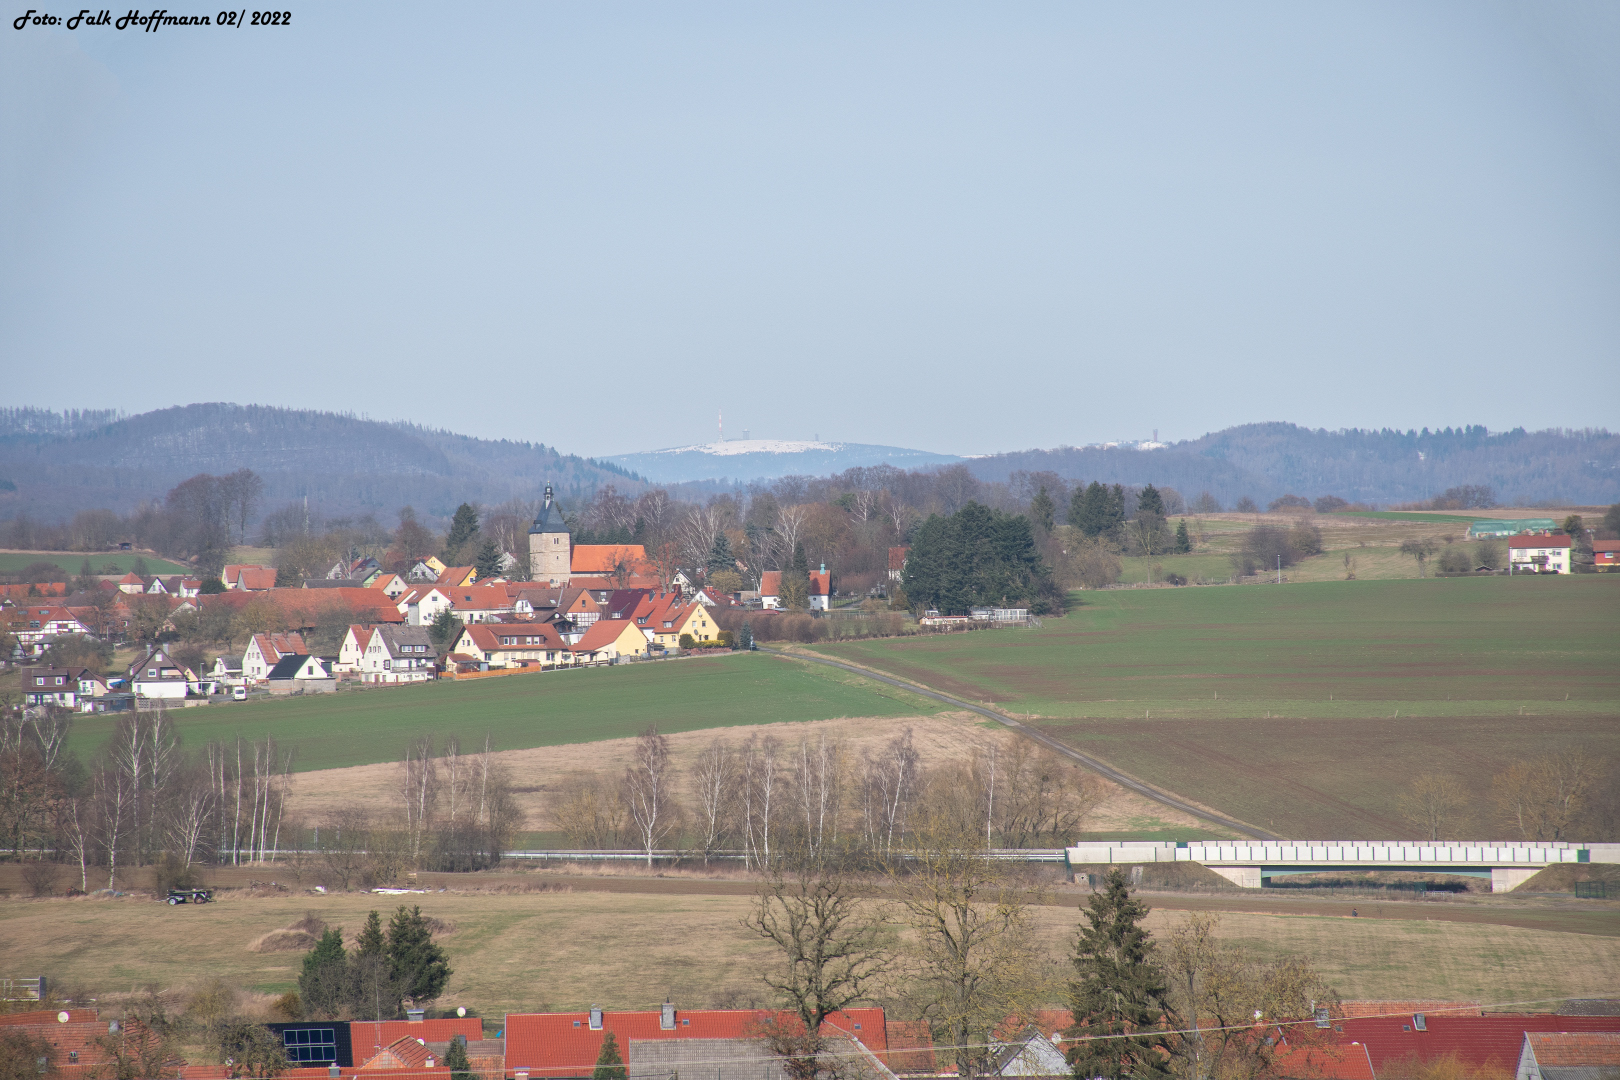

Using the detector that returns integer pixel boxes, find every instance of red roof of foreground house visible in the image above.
[1527,1032,1620,1068]
[1272,1041,1376,1080]
[350,1020,484,1062]
[1338,1001,1482,1019]
[1335,1014,1620,1071]
[809,570,831,597]
[504,1007,887,1078]
[1507,534,1571,548]
[758,570,782,597]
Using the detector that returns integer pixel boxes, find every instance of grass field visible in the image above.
[0,551,191,576]
[64,652,944,772]
[811,576,1620,837]
[2,887,1614,1016]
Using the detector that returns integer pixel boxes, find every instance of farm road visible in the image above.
[761,646,1278,841]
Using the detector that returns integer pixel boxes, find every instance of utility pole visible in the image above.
[1276,555,1282,584]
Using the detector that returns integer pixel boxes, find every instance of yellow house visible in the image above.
[571,617,651,662]
[437,564,477,588]
[649,601,720,649]
[421,555,447,576]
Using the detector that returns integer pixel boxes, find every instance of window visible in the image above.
[282,1027,338,1063]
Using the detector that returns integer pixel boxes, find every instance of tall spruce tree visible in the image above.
[474,538,503,580]
[1067,869,1172,1080]
[592,1031,627,1080]
[1174,520,1191,554]
[352,909,400,1020]
[297,928,349,1019]
[901,501,1050,614]
[386,905,452,1006]
[1030,487,1056,533]
[444,503,479,562]
[1136,484,1164,518]
[706,533,735,577]
[782,542,811,609]
[443,1035,474,1080]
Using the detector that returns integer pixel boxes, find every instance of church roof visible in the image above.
[529,483,571,536]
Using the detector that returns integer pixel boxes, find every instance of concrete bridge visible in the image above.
[1065,841,1620,892]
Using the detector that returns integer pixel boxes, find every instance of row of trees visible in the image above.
[296,906,453,1020]
[550,727,1109,863]
[1398,748,1616,842]
[745,834,1335,1080]
[902,502,1061,613]
[1,710,295,892]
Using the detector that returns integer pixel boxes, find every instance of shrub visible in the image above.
[717,630,734,647]
[1233,525,1296,576]
[1314,495,1349,513]
[1234,497,1259,514]
[1476,538,1505,569]
[153,851,201,893]
[1437,547,1474,574]
[1268,494,1312,512]
[1289,519,1323,556]
[678,633,695,650]
[22,861,60,896]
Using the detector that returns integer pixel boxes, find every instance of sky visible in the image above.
[3,2,1617,458]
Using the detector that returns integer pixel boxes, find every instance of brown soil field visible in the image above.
[283,713,1214,837]
[2,883,1614,1018]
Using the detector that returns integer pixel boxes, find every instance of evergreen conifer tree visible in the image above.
[351,909,399,1020]
[592,1031,627,1080]
[474,538,503,580]
[443,1035,474,1080]
[386,905,453,1006]
[1107,485,1127,532]
[297,928,349,1019]
[736,621,754,650]
[444,503,479,562]
[1030,487,1056,532]
[1174,520,1191,554]
[706,533,735,577]
[1136,485,1164,518]
[782,542,812,609]
[1067,870,1171,1080]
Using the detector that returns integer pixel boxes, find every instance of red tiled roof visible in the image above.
[1507,535,1571,548]
[571,545,649,574]
[238,567,278,590]
[884,1020,936,1074]
[1335,1014,1620,1071]
[1591,541,1620,553]
[572,618,643,652]
[437,566,476,586]
[758,571,782,596]
[1337,1002,1481,1019]
[1527,1032,1620,1067]
[809,571,830,597]
[504,1008,887,1078]
[350,1019,483,1060]
[1272,1041,1376,1080]
[0,1009,100,1026]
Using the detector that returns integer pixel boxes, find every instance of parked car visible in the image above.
[231,686,247,701]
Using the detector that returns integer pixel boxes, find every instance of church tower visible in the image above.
[528,483,572,585]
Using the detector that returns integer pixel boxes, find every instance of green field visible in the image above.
[65,652,943,772]
[0,551,191,576]
[812,577,1620,838]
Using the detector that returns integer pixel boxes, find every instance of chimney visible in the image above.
[660,1001,676,1031]
[589,1006,603,1031]
[328,1066,340,1079]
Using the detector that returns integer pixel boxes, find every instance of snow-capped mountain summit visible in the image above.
[604,439,962,483]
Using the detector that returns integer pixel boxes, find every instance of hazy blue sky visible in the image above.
[3,2,1616,457]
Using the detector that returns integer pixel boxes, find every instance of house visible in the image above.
[570,616,651,663]
[809,564,832,611]
[407,558,443,582]
[528,484,573,585]
[0,1007,230,1080]
[889,546,909,582]
[1593,540,1620,571]
[1508,533,1572,574]
[1334,1012,1620,1075]
[503,1005,889,1080]
[758,570,782,609]
[519,586,601,627]
[358,1035,442,1070]
[349,1019,484,1068]
[1517,1032,1620,1080]
[644,598,718,649]
[336,624,377,672]
[22,666,103,708]
[571,543,651,585]
[987,1027,1069,1077]
[116,572,147,595]
[326,556,382,583]
[222,564,276,590]
[372,573,409,599]
[437,564,477,588]
[398,585,454,626]
[446,584,523,622]
[11,604,94,655]
[129,645,198,698]
[602,589,654,621]
[209,654,244,684]
[265,653,336,694]
[243,632,309,682]
[452,622,570,668]
[360,625,437,683]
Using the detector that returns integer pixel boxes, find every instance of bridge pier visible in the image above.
[1490,866,1540,893]
[1207,866,1262,888]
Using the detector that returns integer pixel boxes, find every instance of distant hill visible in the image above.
[0,404,642,524]
[964,423,1620,507]
[604,439,962,484]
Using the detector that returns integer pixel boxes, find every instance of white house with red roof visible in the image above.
[809,563,832,611]
[1508,533,1571,574]
[243,631,309,682]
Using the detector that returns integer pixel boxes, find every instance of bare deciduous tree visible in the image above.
[1493,749,1597,841]
[693,737,737,863]
[1397,773,1470,842]
[862,729,919,856]
[551,770,625,849]
[624,725,678,866]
